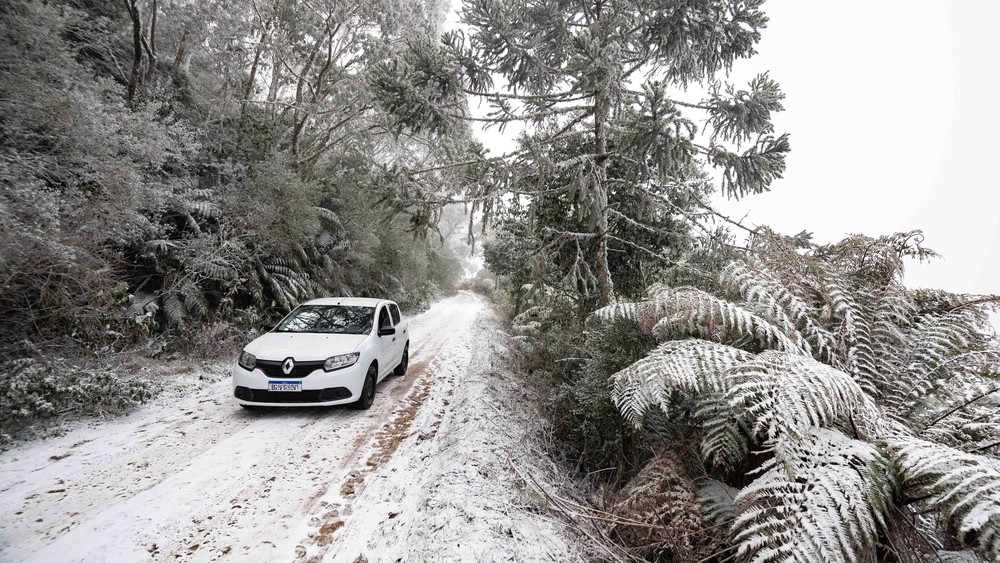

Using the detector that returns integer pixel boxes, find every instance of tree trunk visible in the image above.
[266,48,282,118]
[143,0,158,85]
[242,22,271,113]
[125,0,142,103]
[590,0,613,307]
[593,89,614,307]
[170,29,190,78]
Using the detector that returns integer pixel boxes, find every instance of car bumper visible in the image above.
[232,362,367,407]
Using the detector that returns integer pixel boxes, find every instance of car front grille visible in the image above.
[255,359,325,378]
[235,386,352,403]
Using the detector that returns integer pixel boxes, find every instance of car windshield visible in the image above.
[273,305,374,335]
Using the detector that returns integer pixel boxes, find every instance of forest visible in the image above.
[1,0,998,562]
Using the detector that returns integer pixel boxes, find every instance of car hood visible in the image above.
[244,332,368,361]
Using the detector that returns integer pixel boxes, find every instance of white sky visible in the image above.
[713,0,1000,299]
[447,0,1000,302]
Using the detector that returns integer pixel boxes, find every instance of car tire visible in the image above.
[353,365,377,410]
[393,342,409,376]
[239,404,260,411]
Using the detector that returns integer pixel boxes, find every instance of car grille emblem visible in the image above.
[282,358,295,375]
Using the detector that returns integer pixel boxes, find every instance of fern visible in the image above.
[726,351,879,443]
[858,286,913,397]
[929,552,988,563]
[608,452,705,560]
[890,311,988,413]
[733,429,891,563]
[887,436,1000,559]
[601,234,1000,561]
[590,284,813,356]
[162,294,185,327]
[589,300,640,324]
[610,340,751,425]
[698,390,753,471]
[179,280,208,318]
[697,478,739,527]
[721,260,836,361]
[313,206,342,229]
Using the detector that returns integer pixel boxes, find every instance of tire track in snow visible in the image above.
[0,292,484,563]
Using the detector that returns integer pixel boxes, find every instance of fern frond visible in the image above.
[929,551,988,563]
[188,200,220,219]
[726,351,879,443]
[698,390,752,470]
[890,311,992,414]
[588,300,640,324]
[910,289,1000,321]
[721,260,836,361]
[180,280,208,318]
[860,286,914,395]
[644,286,812,355]
[697,478,739,528]
[163,294,185,327]
[887,436,1000,559]
[610,340,751,426]
[733,428,891,563]
[313,206,342,229]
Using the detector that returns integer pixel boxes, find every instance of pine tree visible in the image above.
[372,0,791,306]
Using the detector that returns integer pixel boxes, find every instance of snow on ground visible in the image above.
[314,306,582,563]
[0,292,583,562]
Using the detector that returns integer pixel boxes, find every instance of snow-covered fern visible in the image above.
[887,436,1000,559]
[591,232,1000,562]
[734,429,891,563]
[725,351,879,443]
[592,285,813,355]
[611,340,751,425]
[721,260,836,361]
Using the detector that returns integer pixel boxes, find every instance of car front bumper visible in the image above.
[232,361,367,407]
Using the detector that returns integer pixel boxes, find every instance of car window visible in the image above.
[274,305,374,335]
[378,306,391,329]
[389,304,401,325]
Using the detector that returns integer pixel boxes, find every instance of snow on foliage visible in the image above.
[734,429,891,563]
[888,436,1000,560]
[594,233,1000,561]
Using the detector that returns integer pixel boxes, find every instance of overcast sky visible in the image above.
[447,1,999,303]
[712,0,1000,299]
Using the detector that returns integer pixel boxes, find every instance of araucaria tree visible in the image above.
[373,0,790,306]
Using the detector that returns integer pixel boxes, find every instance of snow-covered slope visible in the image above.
[0,292,581,562]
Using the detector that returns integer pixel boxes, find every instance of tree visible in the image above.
[592,230,1000,561]
[373,0,790,307]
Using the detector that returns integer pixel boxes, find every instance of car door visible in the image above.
[389,302,407,360]
[375,305,396,379]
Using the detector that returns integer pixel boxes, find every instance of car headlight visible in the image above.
[238,351,256,371]
[324,352,360,372]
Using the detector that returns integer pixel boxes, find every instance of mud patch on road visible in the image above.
[294,354,441,561]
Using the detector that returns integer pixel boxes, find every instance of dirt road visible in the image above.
[0,292,546,562]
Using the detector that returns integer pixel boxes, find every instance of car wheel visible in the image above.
[393,343,409,376]
[353,365,377,410]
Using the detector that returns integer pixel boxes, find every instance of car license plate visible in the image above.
[268,381,302,392]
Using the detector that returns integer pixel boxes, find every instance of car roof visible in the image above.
[301,297,392,307]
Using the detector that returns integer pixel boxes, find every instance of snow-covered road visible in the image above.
[0,292,578,562]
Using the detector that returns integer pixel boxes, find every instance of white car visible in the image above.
[232,298,409,409]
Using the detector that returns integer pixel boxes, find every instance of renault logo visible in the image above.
[282,358,295,375]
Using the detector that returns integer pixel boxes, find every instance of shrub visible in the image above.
[0,357,159,446]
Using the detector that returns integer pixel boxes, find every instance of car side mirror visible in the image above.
[378,326,396,337]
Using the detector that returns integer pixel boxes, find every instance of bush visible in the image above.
[551,318,658,476]
[608,452,710,561]
[510,302,657,479]
[0,357,159,446]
